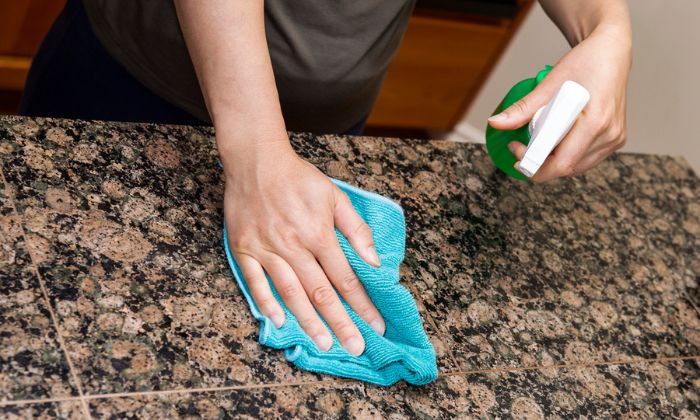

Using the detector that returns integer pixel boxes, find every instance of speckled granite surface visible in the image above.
[0,115,698,419]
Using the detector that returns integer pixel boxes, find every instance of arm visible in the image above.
[174,0,385,355]
[539,0,631,47]
[488,0,632,182]
[173,0,286,153]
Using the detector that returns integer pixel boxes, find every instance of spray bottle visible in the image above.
[485,66,590,181]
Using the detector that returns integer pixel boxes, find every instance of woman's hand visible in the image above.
[222,141,385,356]
[175,1,383,355]
[488,5,632,182]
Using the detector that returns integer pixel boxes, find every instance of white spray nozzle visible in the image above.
[519,81,590,178]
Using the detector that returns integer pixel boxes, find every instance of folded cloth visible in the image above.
[222,178,438,386]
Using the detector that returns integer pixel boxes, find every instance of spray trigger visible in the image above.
[519,81,590,178]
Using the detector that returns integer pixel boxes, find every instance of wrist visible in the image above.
[218,135,295,179]
[591,21,632,46]
[544,0,631,47]
[215,115,288,146]
[215,114,290,163]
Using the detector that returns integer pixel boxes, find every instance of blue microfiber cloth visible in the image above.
[222,178,438,386]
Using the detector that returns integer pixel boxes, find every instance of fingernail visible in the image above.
[270,313,285,328]
[507,142,517,153]
[343,336,365,356]
[370,319,386,336]
[488,112,508,122]
[313,335,333,352]
[367,245,381,267]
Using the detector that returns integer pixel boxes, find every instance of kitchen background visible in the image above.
[0,0,697,173]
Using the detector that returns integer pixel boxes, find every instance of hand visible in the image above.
[222,140,385,356]
[488,24,632,182]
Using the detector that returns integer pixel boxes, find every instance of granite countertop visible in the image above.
[0,115,698,418]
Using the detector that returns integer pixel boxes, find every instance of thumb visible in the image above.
[488,81,557,130]
[333,187,381,267]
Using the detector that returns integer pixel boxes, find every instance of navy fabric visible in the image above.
[20,0,207,126]
[343,117,367,136]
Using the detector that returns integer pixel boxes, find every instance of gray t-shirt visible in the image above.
[82,1,415,133]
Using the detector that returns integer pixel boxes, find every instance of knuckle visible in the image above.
[336,189,351,206]
[586,110,608,133]
[311,285,337,307]
[590,121,606,136]
[297,314,321,331]
[338,269,362,295]
[229,231,255,252]
[585,105,603,120]
[256,297,276,314]
[334,319,358,339]
[512,99,530,115]
[353,221,372,239]
[611,125,627,149]
[275,225,301,250]
[277,282,301,300]
[556,159,577,177]
[307,228,333,248]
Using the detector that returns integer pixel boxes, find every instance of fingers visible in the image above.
[488,81,559,131]
[507,141,527,162]
[315,239,386,336]
[285,249,366,356]
[261,253,334,352]
[530,116,595,182]
[508,111,597,182]
[252,243,370,356]
[572,146,617,174]
[333,188,380,267]
[236,253,285,328]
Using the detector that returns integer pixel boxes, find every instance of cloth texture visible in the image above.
[223,179,438,386]
[81,0,415,133]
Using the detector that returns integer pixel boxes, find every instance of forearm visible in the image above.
[538,0,631,46]
[173,0,289,164]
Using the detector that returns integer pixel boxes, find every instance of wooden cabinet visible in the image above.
[0,1,65,91]
[367,2,533,131]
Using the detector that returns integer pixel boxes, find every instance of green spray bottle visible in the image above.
[485,66,590,181]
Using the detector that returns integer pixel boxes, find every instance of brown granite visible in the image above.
[465,359,700,419]
[84,359,700,419]
[86,378,484,419]
[1,120,334,396]
[408,154,700,370]
[0,400,84,419]
[0,180,78,402]
[0,115,698,418]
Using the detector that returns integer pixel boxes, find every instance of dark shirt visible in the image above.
[82,0,415,133]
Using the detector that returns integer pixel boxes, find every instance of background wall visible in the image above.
[451,1,700,174]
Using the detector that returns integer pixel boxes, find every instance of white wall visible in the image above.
[454,1,700,174]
